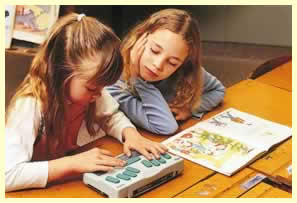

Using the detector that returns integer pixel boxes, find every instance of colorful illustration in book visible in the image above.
[166,127,254,168]
[208,118,227,127]
[207,110,253,127]
[219,111,252,126]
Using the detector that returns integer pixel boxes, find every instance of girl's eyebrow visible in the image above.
[152,40,163,50]
[152,40,182,62]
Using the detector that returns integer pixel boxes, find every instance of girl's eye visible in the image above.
[169,62,178,67]
[86,87,97,92]
[150,47,159,54]
[168,60,178,67]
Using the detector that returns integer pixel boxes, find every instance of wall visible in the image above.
[64,5,292,46]
[195,5,292,46]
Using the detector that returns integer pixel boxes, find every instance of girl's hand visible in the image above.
[122,127,168,160]
[130,33,148,78]
[69,148,126,173]
[170,105,192,121]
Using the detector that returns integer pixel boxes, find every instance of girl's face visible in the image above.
[139,29,189,82]
[66,76,103,107]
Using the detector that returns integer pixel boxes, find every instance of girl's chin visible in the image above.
[140,73,158,82]
[69,101,90,107]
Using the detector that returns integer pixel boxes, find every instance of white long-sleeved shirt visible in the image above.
[5,89,135,192]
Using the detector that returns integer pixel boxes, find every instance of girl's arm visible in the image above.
[94,89,136,142]
[106,79,178,135]
[5,98,49,192]
[5,97,124,192]
[192,67,226,119]
[98,90,168,160]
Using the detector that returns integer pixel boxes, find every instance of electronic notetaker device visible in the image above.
[83,151,184,198]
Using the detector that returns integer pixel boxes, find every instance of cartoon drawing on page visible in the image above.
[208,117,227,127]
[166,127,254,168]
[218,111,252,126]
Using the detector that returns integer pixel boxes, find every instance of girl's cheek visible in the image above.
[142,48,151,62]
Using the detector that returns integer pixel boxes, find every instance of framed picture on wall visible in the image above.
[5,5,16,48]
[12,5,60,44]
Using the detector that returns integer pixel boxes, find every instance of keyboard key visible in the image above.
[141,160,153,168]
[105,176,120,184]
[150,159,160,166]
[118,151,141,161]
[94,171,106,176]
[157,157,166,164]
[126,156,141,165]
[162,153,172,159]
[123,170,137,177]
[116,173,131,181]
[126,166,140,173]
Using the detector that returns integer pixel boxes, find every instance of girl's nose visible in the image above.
[153,56,164,72]
[90,90,102,102]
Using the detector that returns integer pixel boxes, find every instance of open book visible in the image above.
[162,108,292,176]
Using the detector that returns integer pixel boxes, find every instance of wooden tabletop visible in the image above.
[6,125,215,198]
[176,79,292,198]
[6,80,292,198]
[255,60,292,92]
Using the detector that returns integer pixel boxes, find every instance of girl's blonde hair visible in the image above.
[121,8,203,110]
[6,13,123,151]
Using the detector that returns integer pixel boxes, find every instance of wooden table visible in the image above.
[6,80,292,198]
[6,126,215,198]
[255,60,292,92]
[176,79,292,198]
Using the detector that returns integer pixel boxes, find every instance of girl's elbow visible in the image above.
[216,87,226,103]
[5,171,17,192]
[152,120,178,135]
[220,88,226,101]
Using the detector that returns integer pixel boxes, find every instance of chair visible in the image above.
[248,55,292,79]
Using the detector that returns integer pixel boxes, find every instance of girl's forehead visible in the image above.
[73,75,96,87]
[149,29,189,60]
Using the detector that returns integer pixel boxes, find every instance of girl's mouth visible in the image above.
[145,66,158,77]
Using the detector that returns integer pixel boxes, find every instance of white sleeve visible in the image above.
[5,98,48,192]
[95,89,135,143]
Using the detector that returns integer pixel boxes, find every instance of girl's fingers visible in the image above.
[155,143,168,154]
[147,146,160,159]
[98,148,113,156]
[93,165,114,172]
[137,34,148,48]
[137,148,153,160]
[139,42,146,54]
[160,143,169,152]
[133,39,147,62]
[97,156,125,167]
[133,44,145,63]
[123,144,132,157]
[133,33,148,54]
[136,32,148,46]
[130,33,147,74]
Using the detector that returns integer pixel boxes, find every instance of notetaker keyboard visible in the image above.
[83,151,184,198]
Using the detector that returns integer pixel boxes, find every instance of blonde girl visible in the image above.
[5,13,167,192]
[107,8,225,135]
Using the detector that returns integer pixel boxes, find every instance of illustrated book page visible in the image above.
[162,108,291,176]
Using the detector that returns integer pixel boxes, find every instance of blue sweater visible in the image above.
[106,68,225,135]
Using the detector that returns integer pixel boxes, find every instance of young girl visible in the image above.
[5,13,167,192]
[106,8,225,135]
